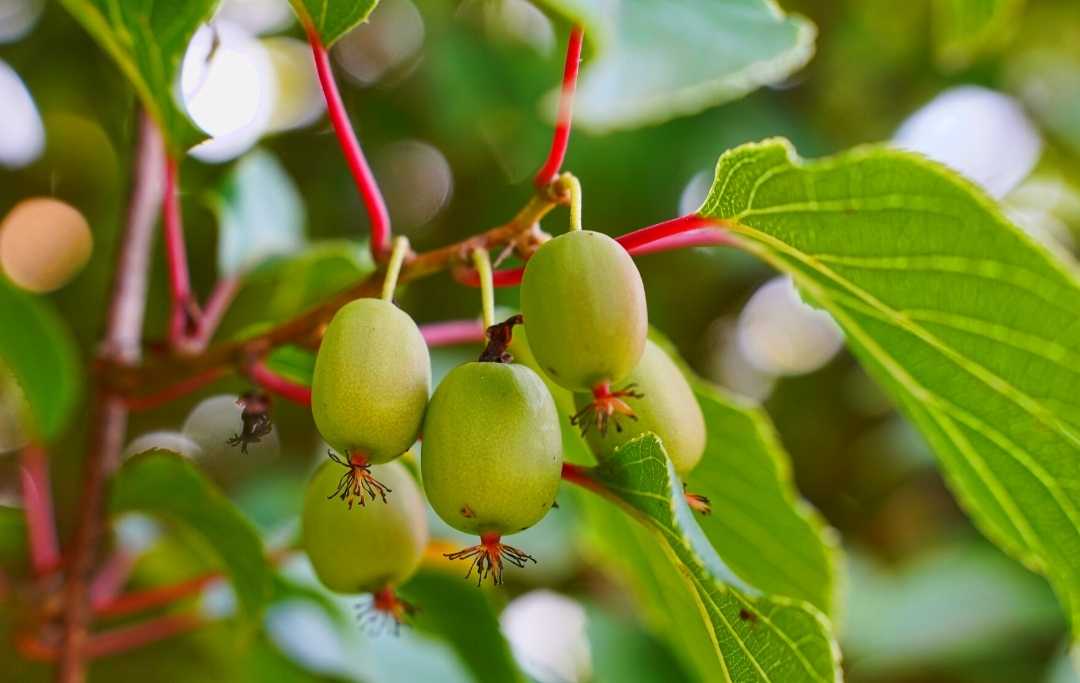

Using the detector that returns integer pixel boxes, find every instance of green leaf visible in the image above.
[211,149,306,279]
[933,0,1024,71]
[699,137,1080,643]
[288,0,379,47]
[110,450,272,619]
[56,0,217,155]
[687,379,841,618]
[535,0,815,132]
[0,506,28,577]
[402,569,526,683]
[264,346,316,387]
[0,278,82,442]
[583,434,841,682]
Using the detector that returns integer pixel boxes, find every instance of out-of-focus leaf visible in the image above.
[534,0,815,132]
[264,345,316,387]
[585,603,693,683]
[699,137,1080,643]
[402,569,526,683]
[1008,50,1080,157]
[211,149,306,279]
[216,240,374,341]
[55,0,216,155]
[580,434,841,682]
[288,0,378,47]
[0,278,81,441]
[0,506,27,576]
[933,0,1024,71]
[844,540,1064,677]
[109,450,272,619]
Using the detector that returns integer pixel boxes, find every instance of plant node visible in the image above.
[226,391,273,454]
[444,533,536,585]
[478,314,523,363]
[326,451,392,508]
[355,586,416,636]
[683,485,711,515]
[571,382,643,436]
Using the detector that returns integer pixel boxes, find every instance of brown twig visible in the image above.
[58,111,165,683]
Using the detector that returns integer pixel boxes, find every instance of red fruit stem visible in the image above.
[452,266,525,288]
[419,319,486,347]
[123,366,231,412]
[163,156,196,346]
[306,23,391,259]
[249,360,312,406]
[19,443,60,576]
[560,462,605,496]
[535,27,584,187]
[189,276,241,349]
[88,550,137,608]
[86,614,204,658]
[93,572,219,618]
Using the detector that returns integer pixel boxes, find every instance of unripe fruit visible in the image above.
[575,340,706,475]
[421,362,562,536]
[311,298,430,464]
[520,230,647,392]
[302,460,428,594]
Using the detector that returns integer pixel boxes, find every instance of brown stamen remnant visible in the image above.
[683,485,712,515]
[326,451,392,508]
[444,533,536,585]
[226,390,273,454]
[478,314,523,363]
[355,586,416,636]
[570,382,644,436]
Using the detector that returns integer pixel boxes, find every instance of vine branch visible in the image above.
[535,27,584,187]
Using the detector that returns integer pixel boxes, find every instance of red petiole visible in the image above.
[535,27,585,187]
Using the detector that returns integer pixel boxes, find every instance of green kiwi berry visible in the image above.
[311,298,430,463]
[575,340,705,475]
[302,459,428,594]
[520,230,647,392]
[421,362,562,536]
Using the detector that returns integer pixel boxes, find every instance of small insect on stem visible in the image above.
[326,451,392,508]
[226,391,273,454]
[570,382,644,437]
[478,314,523,364]
[444,533,536,586]
[355,586,417,636]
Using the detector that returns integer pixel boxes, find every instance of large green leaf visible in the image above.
[110,450,272,619]
[288,0,378,47]
[56,0,217,155]
[579,434,840,682]
[0,278,82,442]
[535,0,815,132]
[211,149,306,279]
[933,0,1024,71]
[699,137,1080,642]
[687,379,840,618]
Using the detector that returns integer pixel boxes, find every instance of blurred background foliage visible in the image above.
[2,0,1080,681]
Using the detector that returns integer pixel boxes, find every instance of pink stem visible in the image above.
[93,572,219,618]
[306,24,391,259]
[452,266,525,288]
[189,277,240,348]
[419,319,486,347]
[88,551,137,608]
[124,366,230,412]
[163,156,196,347]
[87,614,204,658]
[250,360,312,406]
[615,214,719,252]
[19,444,60,576]
[625,226,734,256]
[535,27,584,187]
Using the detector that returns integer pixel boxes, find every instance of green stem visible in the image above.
[562,173,583,231]
[471,247,495,331]
[381,236,411,302]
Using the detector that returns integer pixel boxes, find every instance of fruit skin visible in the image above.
[421,362,562,536]
[311,298,431,463]
[302,460,428,594]
[575,340,706,475]
[520,230,647,392]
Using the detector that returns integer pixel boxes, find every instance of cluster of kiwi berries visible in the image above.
[300,225,708,627]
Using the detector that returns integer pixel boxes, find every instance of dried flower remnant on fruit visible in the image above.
[444,533,536,586]
[226,391,273,454]
[478,314,523,363]
[326,450,392,508]
[684,485,712,515]
[570,382,643,437]
[355,587,417,636]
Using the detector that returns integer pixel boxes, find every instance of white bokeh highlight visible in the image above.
[123,431,204,460]
[263,36,325,133]
[0,59,44,168]
[0,0,43,43]
[214,0,293,36]
[736,276,844,377]
[333,0,424,87]
[182,22,276,163]
[893,86,1042,199]
[500,590,592,683]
